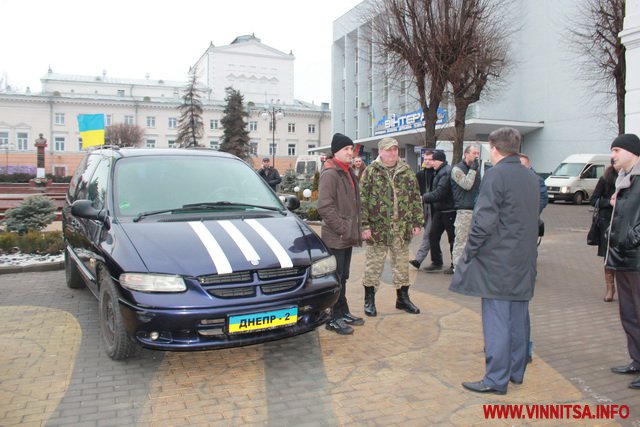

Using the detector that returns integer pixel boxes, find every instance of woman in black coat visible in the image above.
[591,165,618,301]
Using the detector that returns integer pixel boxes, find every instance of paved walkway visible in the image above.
[0,203,638,426]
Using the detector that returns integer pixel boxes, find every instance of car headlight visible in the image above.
[310,255,336,278]
[560,186,571,193]
[119,273,187,292]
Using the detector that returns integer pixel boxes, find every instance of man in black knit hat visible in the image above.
[317,133,365,334]
[607,133,640,390]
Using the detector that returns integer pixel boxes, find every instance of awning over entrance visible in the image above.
[349,118,544,151]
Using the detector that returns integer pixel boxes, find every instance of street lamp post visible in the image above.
[261,105,284,167]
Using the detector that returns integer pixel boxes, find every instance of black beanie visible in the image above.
[331,133,354,154]
[432,150,446,162]
[611,133,640,156]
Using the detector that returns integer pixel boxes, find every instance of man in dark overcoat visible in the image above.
[449,127,539,395]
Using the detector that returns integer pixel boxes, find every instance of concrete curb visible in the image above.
[0,261,64,275]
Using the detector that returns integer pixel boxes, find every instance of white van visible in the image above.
[545,154,610,204]
[294,154,326,186]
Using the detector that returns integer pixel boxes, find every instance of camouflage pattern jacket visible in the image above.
[360,159,424,245]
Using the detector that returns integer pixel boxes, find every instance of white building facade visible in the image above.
[0,36,330,177]
[332,0,620,173]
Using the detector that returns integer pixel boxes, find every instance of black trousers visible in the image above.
[615,271,640,367]
[330,247,353,319]
[429,210,456,265]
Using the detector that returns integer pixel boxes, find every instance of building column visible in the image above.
[621,0,640,134]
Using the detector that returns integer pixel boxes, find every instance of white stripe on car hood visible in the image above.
[188,221,233,274]
[245,219,293,268]
[218,220,261,266]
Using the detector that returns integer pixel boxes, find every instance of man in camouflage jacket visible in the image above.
[360,137,424,316]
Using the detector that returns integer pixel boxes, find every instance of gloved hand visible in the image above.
[470,158,479,170]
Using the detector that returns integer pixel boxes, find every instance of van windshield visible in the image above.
[113,155,282,217]
[552,162,585,177]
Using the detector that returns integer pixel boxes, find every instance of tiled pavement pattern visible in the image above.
[0,203,638,426]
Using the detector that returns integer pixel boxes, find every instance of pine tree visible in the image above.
[219,87,252,163]
[175,67,204,148]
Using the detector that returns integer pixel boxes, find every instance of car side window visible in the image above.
[87,158,111,210]
[74,154,102,200]
[582,164,598,179]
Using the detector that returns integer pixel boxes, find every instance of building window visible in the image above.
[78,137,84,151]
[54,136,65,151]
[0,131,9,146]
[17,132,28,150]
[124,115,134,125]
[145,139,156,148]
[249,121,257,132]
[209,140,219,150]
[168,139,177,148]
[308,124,316,134]
[288,123,295,133]
[55,113,65,125]
[308,144,316,151]
[105,114,112,126]
[288,144,296,156]
[168,117,177,129]
[146,116,156,128]
[269,143,276,156]
[117,89,125,97]
[250,141,258,156]
[210,119,219,130]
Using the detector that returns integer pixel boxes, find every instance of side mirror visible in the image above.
[71,199,107,222]
[284,195,300,211]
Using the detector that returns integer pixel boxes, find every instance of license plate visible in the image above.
[228,307,298,334]
[548,194,555,198]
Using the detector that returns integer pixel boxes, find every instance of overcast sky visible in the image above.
[0,0,363,105]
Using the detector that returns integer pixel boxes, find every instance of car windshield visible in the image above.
[113,155,283,217]
[551,162,585,177]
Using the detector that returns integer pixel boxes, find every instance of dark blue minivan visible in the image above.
[63,147,339,359]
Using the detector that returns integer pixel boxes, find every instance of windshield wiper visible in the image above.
[133,202,284,222]
[133,208,180,222]
[182,201,285,213]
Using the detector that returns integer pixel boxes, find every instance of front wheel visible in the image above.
[99,268,138,360]
[573,192,584,205]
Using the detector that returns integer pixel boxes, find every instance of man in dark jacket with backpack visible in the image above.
[317,133,365,335]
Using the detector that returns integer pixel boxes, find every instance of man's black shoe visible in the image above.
[462,380,506,395]
[629,377,640,389]
[343,312,365,326]
[611,364,640,374]
[326,318,353,335]
[409,259,421,269]
[510,379,523,385]
[526,355,533,364]
[423,263,443,273]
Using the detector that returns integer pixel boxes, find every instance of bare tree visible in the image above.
[447,0,512,162]
[105,123,144,147]
[176,67,205,148]
[569,0,625,133]
[367,0,451,148]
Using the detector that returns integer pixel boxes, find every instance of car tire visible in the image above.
[99,268,138,360]
[573,192,584,205]
[65,249,86,289]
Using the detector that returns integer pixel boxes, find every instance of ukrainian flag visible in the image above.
[77,114,105,148]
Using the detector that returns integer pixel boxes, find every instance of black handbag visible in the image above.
[587,199,600,246]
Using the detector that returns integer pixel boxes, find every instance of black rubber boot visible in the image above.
[396,286,420,314]
[364,286,377,317]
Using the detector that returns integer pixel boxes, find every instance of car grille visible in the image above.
[198,267,307,298]
[548,186,560,192]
